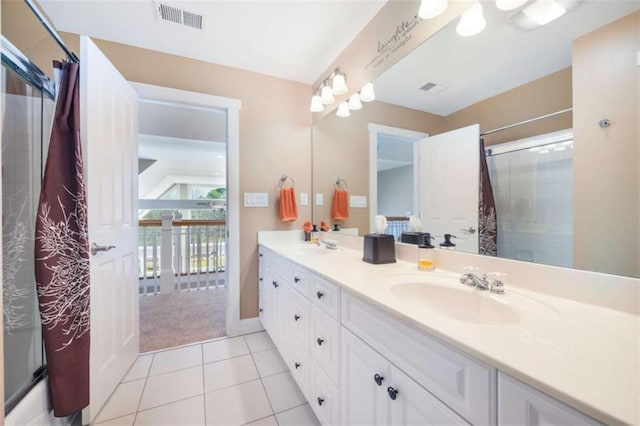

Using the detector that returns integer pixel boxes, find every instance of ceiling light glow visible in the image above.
[522,0,566,25]
[496,0,528,11]
[456,2,486,37]
[419,0,448,19]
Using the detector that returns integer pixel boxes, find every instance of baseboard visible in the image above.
[239,317,264,335]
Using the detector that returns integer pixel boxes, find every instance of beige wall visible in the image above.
[572,11,639,277]
[2,0,312,319]
[313,101,444,232]
[443,68,573,146]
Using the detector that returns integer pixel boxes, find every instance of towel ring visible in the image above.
[279,175,295,188]
[334,178,348,189]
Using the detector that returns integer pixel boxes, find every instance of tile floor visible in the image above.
[92,332,320,426]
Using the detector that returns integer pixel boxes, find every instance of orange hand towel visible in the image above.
[279,187,298,222]
[331,189,349,220]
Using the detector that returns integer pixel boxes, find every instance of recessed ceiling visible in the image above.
[374,0,639,116]
[37,0,387,84]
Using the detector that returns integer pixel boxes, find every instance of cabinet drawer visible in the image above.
[311,274,341,321]
[310,358,341,426]
[310,305,341,386]
[498,372,601,425]
[288,287,310,348]
[342,292,495,426]
[289,263,310,296]
[290,340,310,400]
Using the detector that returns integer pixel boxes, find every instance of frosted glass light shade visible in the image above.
[360,83,375,102]
[310,95,324,112]
[348,93,362,110]
[418,0,448,19]
[336,102,351,117]
[522,0,566,25]
[332,73,348,95]
[321,84,335,104]
[496,0,528,10]
[456,2,486,37]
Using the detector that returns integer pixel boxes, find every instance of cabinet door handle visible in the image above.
[387,386,398,401]
[317,397,325,406]
[272,281,279,288]
[259,277,263,282]
[294,362,301,369]
[259,308,264,313]
[294,276,301,283]
[259,253,263,257]
[294,314,300,321]
[374,374,384,386]
[316,291,324,299]
[316,337,324,346]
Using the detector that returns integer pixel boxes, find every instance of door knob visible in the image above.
[91,243,115,256]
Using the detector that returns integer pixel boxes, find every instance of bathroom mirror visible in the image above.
[312,1,640,278]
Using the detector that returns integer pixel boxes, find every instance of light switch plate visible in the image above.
[315,193,324,206]
[300,193,309,206]
[350,195,367,208]
[244,192,269,207]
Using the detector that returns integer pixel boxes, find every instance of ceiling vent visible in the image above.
[155,2,205,30]
[418,82,446,94]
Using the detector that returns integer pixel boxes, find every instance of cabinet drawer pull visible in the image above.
[317,397,325,406]
[374,374,384,386]
[294,276,301,283]
[259,277,263,282]
[294,314,300,321]
[294,362,301,369]
[272,281,279,288]
[259,253,263,257]
[316,291,324,299]
[387,386,398,401]
[259,308,264,313]
[316,337,324,346]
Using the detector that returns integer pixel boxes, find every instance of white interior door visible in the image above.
[80,36,139,423]
[418,124,479,253]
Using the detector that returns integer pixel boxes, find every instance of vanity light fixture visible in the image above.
[332,68,348,95]
[512,0,583,29]
[336,101,351,117]
[418,0,448,19]
[348,93,362,110]
[310,89,324,112]
[320,80,335,105]
[360,82,376,102]
[496,0,528,11]
[456,2,486,37]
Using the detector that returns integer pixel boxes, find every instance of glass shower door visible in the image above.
[2,60,54,411]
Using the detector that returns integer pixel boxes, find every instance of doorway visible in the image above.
[131,83,241,352]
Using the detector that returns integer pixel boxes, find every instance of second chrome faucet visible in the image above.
[460,269,505,294]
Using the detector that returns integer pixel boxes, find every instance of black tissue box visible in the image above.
[400,232,424,245]
[363,234,396,264]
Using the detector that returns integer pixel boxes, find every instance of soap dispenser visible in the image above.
[440,233,457,250]
[311,224,319,243]
[418,233,435,271]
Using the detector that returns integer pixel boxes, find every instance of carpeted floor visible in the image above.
[139,287,226,353]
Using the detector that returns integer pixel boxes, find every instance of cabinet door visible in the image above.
[498,373,601,426]
[341,329,389,426]
[388,365,469,426]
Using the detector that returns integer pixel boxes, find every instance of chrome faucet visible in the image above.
[321,239,338,250]
[460,272,490,290]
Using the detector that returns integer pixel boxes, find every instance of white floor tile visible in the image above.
[252,348,287,377]
[122,355,153,383]
[244,332,275,353]
[149,344,202,376]
[139,365,204,411]
[134,395,205,425]
[275,404,321,426]
[94,414,136,426]
[203,336,249,364]
[204,354,259,393]
[243,415,278,426]
[94,380,145,423]
[204,380,272,425]
[262,372,306,413]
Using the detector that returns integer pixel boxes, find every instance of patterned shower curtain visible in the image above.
[34,60,90,417]
[478,138,497,256]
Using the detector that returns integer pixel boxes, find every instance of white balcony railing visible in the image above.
[139,216,226,295]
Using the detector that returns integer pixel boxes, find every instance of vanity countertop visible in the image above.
[259,238,640,426]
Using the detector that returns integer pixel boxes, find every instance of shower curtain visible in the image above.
[478,138,497,256]
[34,60,90,417]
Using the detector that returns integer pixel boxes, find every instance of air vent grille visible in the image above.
[418,81,446,94]
[156,2,205,30]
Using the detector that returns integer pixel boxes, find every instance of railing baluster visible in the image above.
[152,230,159,294]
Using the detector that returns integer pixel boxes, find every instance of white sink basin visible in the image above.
[390,282,520,325]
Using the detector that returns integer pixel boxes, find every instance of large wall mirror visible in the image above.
[312,1,639,278]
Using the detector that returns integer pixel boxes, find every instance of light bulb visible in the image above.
[522,0,566,25]
[495,0,528,11]
[348,93,362,110]
[336,102,351,118]
[418,0,448,19]
[456,2,486,37]
[360,82,375,102]
[320,83,335,105]
[310,94,324,112]
[332,72,348,95]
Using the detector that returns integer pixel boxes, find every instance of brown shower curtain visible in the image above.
[34,60,90,417]
[479,138,497,256]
